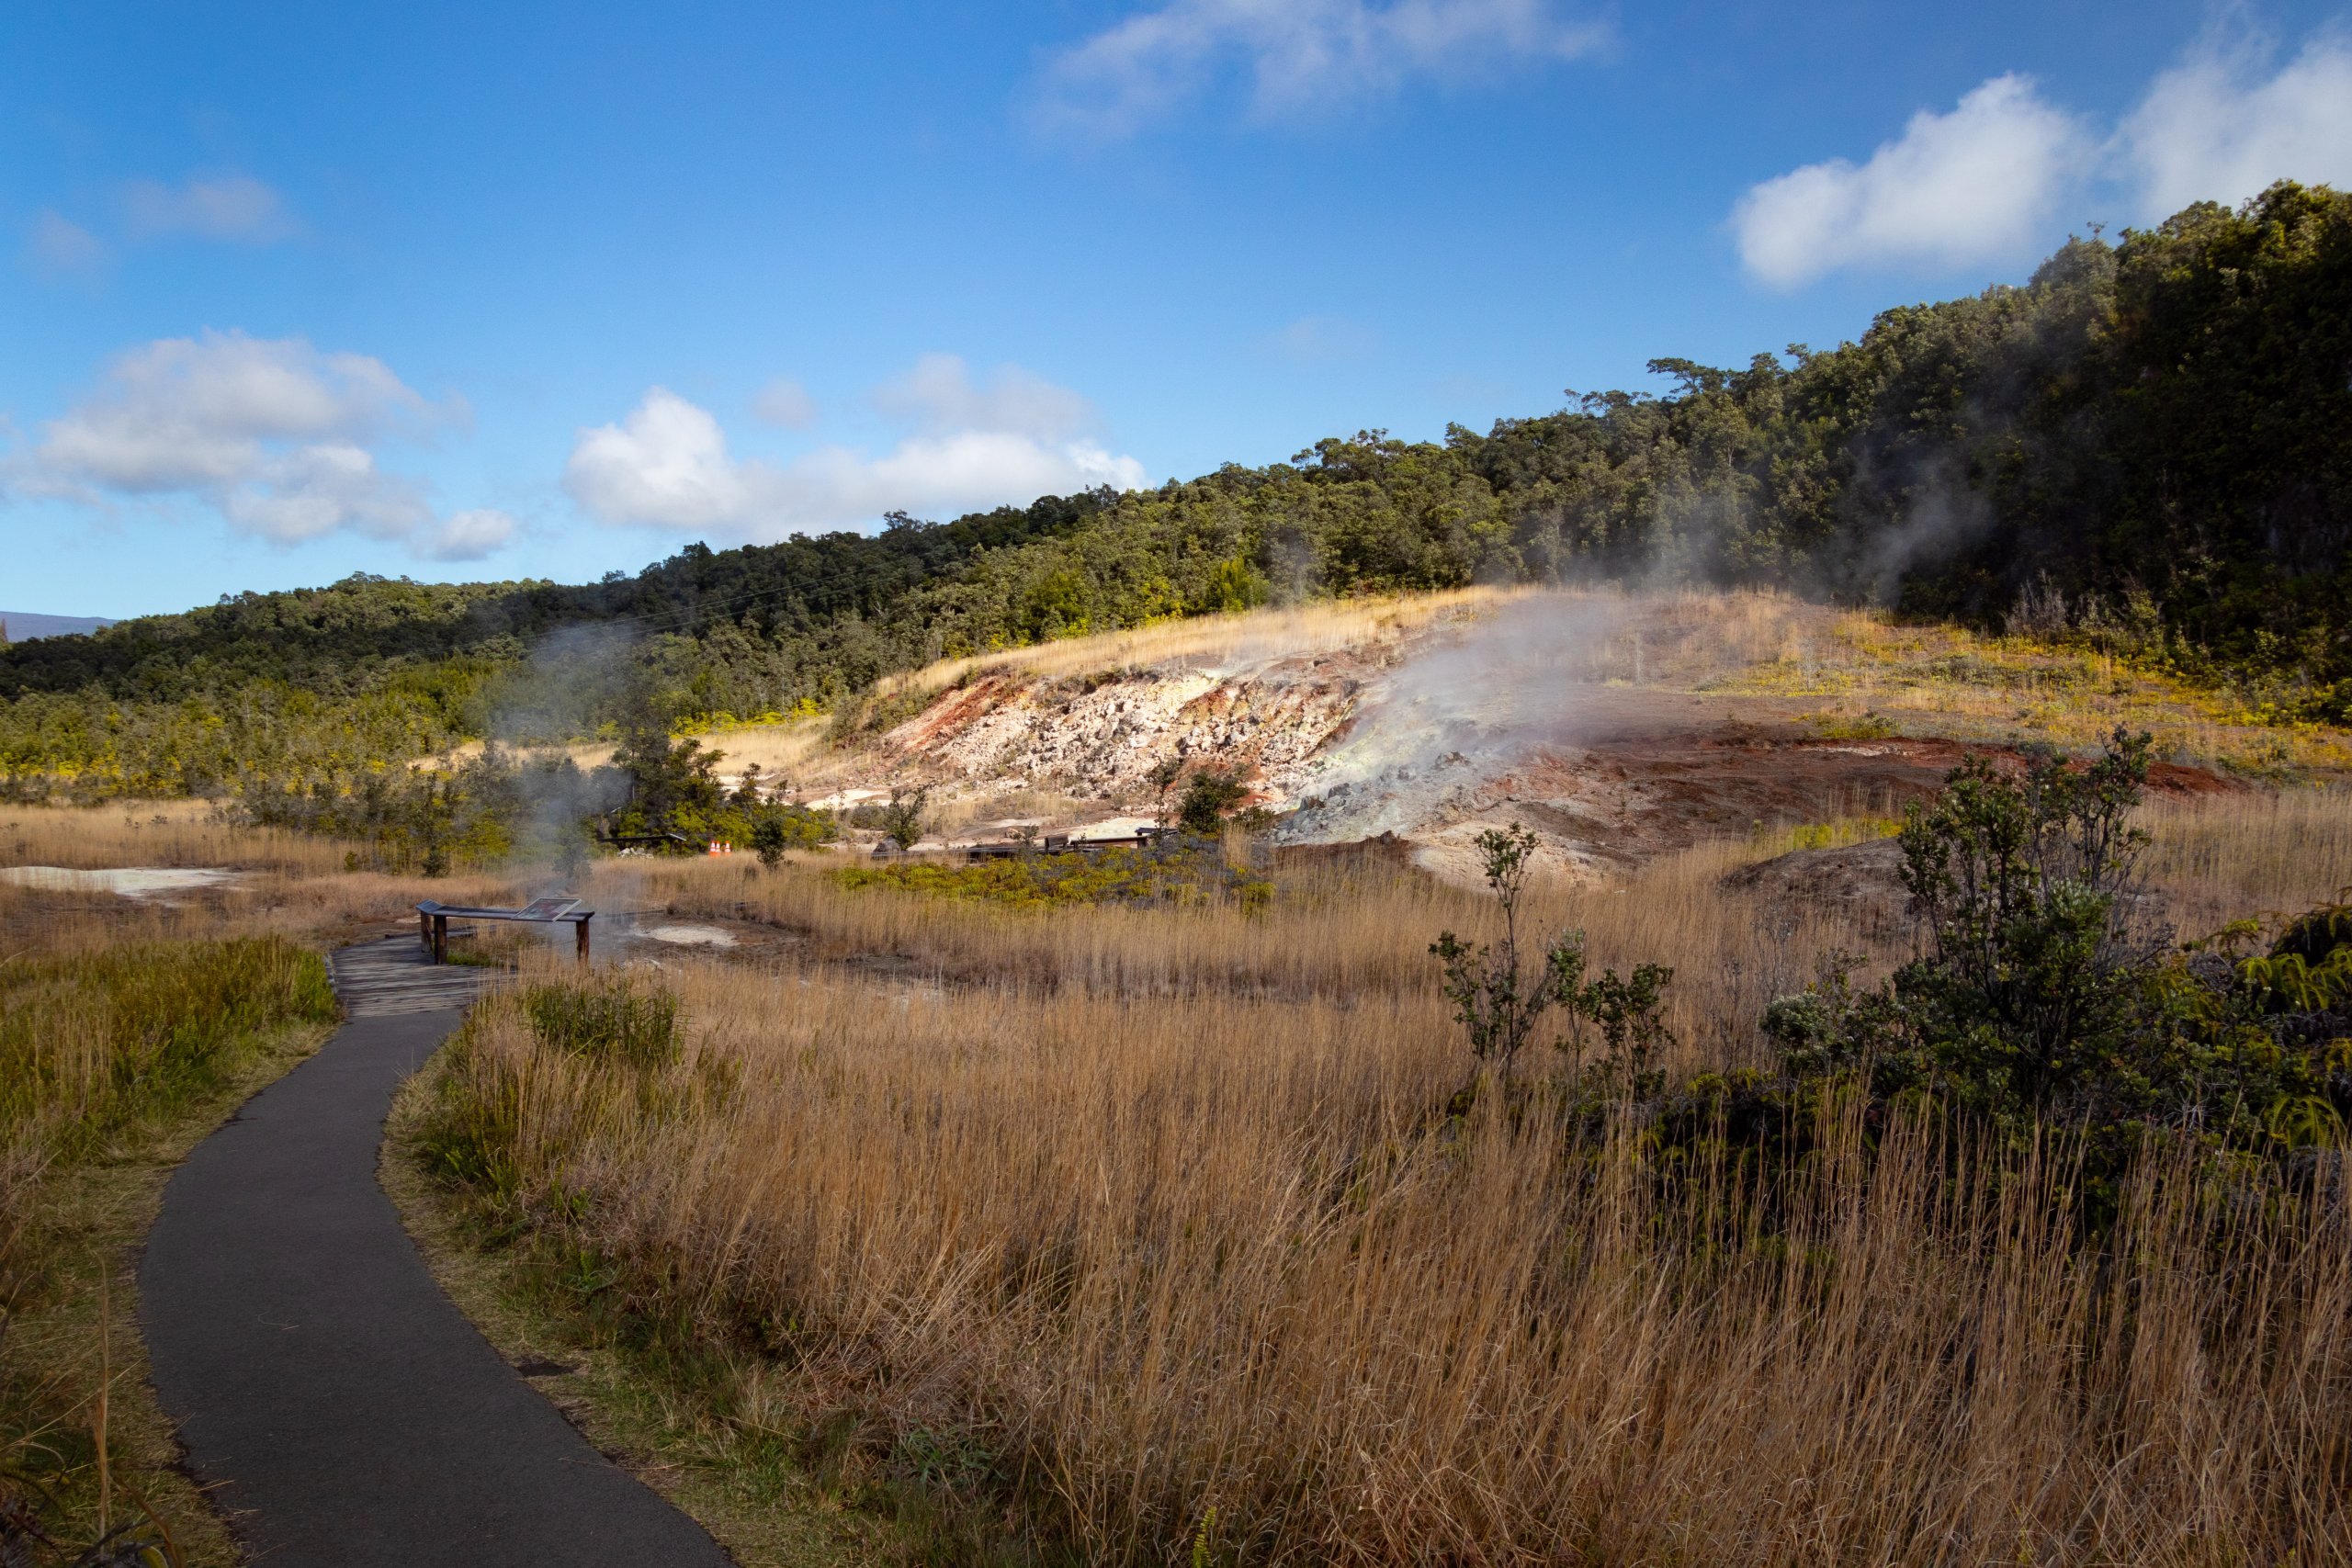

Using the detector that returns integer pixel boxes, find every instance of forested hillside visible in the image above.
[5,182,2346,801]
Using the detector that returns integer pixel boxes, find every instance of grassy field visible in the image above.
[404,777,2352,1565]
[1702,601,2352,777]
[5,585,2351,1564]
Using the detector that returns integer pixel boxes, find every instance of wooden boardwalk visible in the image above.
[330,933,503,1018]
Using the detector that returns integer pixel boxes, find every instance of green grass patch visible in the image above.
[524,975,683,1070]
[835,843,1271,911]
[1753,816,1905,855]
[1804,710,1899,741]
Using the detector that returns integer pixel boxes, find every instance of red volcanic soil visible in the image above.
[1295,690,2244,878]
[1500,728,2235,867]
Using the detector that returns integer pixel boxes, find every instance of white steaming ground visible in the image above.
[1280,593,1633,841]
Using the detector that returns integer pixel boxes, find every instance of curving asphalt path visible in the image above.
[141,957,731,1567]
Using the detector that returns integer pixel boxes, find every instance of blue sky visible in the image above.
[6,0,2351,617]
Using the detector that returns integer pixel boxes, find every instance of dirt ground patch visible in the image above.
[1288,694,2244,884]
[730,592,2290,887]
[1723,838,1915,946]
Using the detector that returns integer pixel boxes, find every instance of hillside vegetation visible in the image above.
[4,183,2346,806]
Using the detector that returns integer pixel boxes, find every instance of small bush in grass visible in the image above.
[872,784,931,852]
[1805,709,1899,741]
[1761,728,2352,1213]
[412,1023,526,1200]
[1430,823,1677,1093]
[523,975,682,1071]
[1175,766,1250,836]
[420,973,699,1208]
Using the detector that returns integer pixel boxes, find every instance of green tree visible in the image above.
[876,784,931,852]
[607,711,728,843]
[1176,766,1249,835]
[1196,556,1269,614]
[1429,825,1591,1077]
[1888,729,2156,1120]
[750,813,792,869]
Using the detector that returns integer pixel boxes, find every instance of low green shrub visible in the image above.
[838,841,1271,911]
[1437,734,2352,1229]
[523,975,682,1071]
[1758,730,2352,1214]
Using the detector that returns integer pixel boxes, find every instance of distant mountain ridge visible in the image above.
[0,611,115,643]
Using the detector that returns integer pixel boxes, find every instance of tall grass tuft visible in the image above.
[523,975,682,1071]
[0,936,337,1170]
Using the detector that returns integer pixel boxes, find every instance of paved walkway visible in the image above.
[141,942,730,1568]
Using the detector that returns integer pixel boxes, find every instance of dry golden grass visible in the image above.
[1716,607,2352,775]
[0,801,553,972]
[639,840,1842,1073]
[0,799,349,876]
[413,779,2352,1563]
[433,714,837,784]
[683,715,834,780]
[438,927,2352,1564]
[875,586,1518,703]
[2141,785,2352,931]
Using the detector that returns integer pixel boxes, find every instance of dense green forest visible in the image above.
[5,182,2346,811]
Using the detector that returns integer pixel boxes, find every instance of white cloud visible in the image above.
[1733,24,2352,288]
[217,443,430,544]
[1035,0,1604,136]
[122,174,295,243]
[752,378,820,429]
[871,353,1097,440]
[27,211,109,280]
[564,389,756,533]
[18,331,503,558]
[565,360,1149,538]
[33,333,433,495]
[1732,74,2090,288]
[2120,30,2352,217]
[1261,314,1376,362]
[419,508,522,561]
